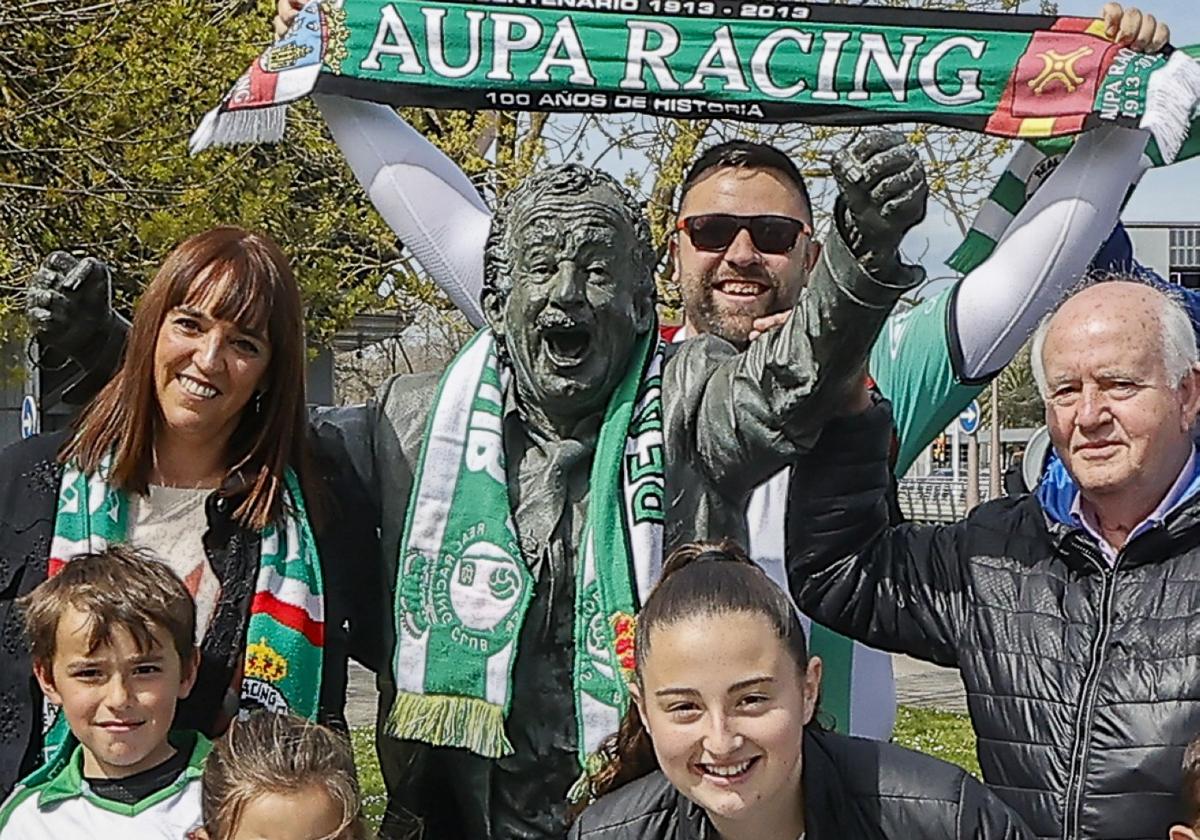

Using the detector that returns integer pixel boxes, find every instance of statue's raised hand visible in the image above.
[27,251,115,361]
[831,131,928,276]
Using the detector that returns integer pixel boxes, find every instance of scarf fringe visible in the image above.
[565,751,608,805]
[189,104,287,155]
[386,691,514,759]
[566,770,592,805]
[1141,51,1200,165]
[946,228,1000,275]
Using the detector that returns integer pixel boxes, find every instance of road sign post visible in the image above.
[958,400,981,436]
[20,395,39,440]
[959,400,981,509]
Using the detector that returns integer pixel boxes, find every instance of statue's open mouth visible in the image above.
[543,326,591,367]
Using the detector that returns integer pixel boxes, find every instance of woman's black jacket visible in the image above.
[569,729,1034,840]
[0,430,383,797]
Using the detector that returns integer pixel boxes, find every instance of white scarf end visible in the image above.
[1141,50,1200,165]
[189,105,288,156]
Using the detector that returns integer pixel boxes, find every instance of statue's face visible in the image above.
[489,190,652,424]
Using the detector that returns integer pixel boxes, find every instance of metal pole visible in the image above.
[952,422,961,482]
[989,378,1002,500]
[966,431,980,510]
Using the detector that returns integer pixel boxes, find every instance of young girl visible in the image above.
[194,713,367,840]
[570,541,1033,840]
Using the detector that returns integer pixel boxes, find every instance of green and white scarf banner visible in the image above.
[949,46,1200,275]
[390,328,663,767]
[194,0,1200,162]
[44,457,325,759]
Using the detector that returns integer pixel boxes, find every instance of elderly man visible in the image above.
[786,278,1200,840]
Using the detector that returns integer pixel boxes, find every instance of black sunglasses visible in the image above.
[676,213,813,255]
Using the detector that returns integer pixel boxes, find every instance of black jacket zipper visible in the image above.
[1060,533,1139,839]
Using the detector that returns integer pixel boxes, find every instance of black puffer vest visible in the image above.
[569,729,1033,839]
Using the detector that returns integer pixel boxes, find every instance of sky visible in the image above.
[909,0,1200,277]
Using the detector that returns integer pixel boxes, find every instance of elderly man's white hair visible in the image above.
[1030,276,1199,400]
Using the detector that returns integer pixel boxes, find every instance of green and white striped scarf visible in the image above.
[949,46,1200,274]
[389,328,663,767]
[44,458,324,759]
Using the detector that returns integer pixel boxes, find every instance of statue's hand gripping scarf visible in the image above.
[193,1,1200,164]
[44,459,324,759]
[390,328,663,767]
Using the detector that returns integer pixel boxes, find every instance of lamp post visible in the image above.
[989,378,1003,500]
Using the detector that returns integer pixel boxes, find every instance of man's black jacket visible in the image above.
[786,401,1200,840]
[0,431,383,797]
[569,728,1034,839]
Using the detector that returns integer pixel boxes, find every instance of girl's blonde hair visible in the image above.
[202,712,367,840]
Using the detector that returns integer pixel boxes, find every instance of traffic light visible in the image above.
[932,434,947,462]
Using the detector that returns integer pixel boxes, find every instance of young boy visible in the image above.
[1172,737,1200,840]
[0,546,205,837]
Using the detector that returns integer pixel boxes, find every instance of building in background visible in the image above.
[1126,221,1200,288]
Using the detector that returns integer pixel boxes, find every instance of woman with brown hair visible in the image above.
[569,541,1033,840]
[0,227,380,796]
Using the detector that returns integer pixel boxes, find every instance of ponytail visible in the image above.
[570,539,811,815]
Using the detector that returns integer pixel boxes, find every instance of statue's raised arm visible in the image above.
[26,252,128,405]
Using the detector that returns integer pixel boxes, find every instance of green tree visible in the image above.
[0,0,542,346]
[980,342,1045,430]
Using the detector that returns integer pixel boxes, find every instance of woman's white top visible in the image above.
[128,486,219,641]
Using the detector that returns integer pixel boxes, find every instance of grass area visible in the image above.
[893,705,980,777]
[350,728,387,832]
[350,704,980,829]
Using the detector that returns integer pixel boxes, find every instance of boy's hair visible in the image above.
[19,545,195,672]
[201,712,367,840]
[1183,736,1200,827]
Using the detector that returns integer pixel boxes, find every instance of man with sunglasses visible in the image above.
[667,146,818,348]
[664,112,1162,740]
[665,139,902,742]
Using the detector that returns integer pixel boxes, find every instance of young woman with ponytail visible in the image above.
[569,541,1033,840]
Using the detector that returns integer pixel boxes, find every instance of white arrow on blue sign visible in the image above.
[958,400,981,436]
[20,395,39,440]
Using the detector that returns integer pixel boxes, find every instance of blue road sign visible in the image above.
[20,395,38,440]
[958,400,981,436]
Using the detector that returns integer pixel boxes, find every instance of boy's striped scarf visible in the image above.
[42,458,323,758]
[389,329,662,769]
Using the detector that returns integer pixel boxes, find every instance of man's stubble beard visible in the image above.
[683,264,785,349]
